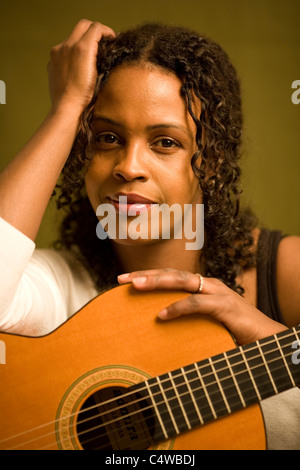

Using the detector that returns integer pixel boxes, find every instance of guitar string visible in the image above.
[68,342,299,436]
[36,328,300,435]
[6,347,300,450]
[3,336,299,450]
[13,351,297,451]
[39,349,299,451]
[62,347,300,449]
[2,329,298,449]
[5,325,297,448]
[65,329,300,421]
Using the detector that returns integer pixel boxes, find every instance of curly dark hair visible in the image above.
[54,22,257,293]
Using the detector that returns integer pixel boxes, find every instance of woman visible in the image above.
[0,19,299,449]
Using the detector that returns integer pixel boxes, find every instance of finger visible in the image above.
[118,268,177,283]
[128,270,230,297]
[158,292,289,346]
[64,19,95,45]
[131,269,201,292]
[157,293,220,320]
[158,290,240,327]
[65,19,115,47]
[118,269,229,297]
[80,21,116,43]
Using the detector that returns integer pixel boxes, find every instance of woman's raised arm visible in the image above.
[0,19,115,241]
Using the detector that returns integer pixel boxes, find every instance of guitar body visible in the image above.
[0,284,266,450]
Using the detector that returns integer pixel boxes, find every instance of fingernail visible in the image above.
[132,277,147,286]
[158,309,168,319]
[118,273,130,282]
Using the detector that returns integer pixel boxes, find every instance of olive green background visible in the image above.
[0,0,299,247]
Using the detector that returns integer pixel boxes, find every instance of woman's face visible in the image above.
[85,63,202,245]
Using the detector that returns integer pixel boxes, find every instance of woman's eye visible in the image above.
[155,138,179,148]
[94,133,120,146]
[98,134,115,143]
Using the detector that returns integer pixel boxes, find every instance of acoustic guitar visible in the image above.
[0,284,299,450]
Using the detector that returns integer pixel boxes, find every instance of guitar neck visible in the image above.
[132,326,300,443]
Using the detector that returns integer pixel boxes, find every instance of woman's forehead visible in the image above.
[93,64,201,126]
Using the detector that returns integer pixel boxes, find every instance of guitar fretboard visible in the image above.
[131,326,300,443]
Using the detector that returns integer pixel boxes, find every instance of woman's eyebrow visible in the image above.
[91,115,123,127]
[92,115,190,135]
[147,123,189,134]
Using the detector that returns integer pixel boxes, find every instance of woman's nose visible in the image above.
[113,143,149,182]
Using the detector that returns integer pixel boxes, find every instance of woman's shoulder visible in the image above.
[253,227,300,327]
[32,246,96,289]
[241,228,300,327]
[276,234,300,327]
[31,246,100,320]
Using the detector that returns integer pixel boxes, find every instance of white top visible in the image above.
[0,217,98,336]
[0,216,299,450]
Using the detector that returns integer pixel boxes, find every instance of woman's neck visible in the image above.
[112,237,203,275]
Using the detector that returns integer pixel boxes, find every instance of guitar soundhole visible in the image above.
[76,386,155,450]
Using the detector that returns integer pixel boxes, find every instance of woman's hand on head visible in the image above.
[48,19,115,114]
[118,268,288,346]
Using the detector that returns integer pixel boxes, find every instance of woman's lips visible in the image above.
[107,194,156,214]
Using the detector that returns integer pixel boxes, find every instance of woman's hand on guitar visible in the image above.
[48,19,115,113]
[118,269,288,346]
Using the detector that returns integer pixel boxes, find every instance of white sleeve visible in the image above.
[0,217,98,336]
[261,388,300,449]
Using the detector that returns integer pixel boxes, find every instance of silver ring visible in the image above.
[195,273,204,293]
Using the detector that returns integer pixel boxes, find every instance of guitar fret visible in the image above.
[208,357,231,415]
[158,372,189,433]
[269,332,296,393]
[273,328,300,388]
[133,326,300,447]
[196,359,229,419]
[242,342,277,399]
[181,367,204,425]
[168,371,191,431]
[223,351,246,408]
[210,352,244,413]
[156,376,179,435]
[256,340,278,394]
[172,368,203,429]
[194,362,217,420]
[273,335,295,388]
[238,346,262,401]
[182,363,216,423]
[225,349,259,406]
[164,365,205,430]
[144,380,168,441]
[149,374,185,438]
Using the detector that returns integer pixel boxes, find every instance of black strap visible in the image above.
[256,228,285,323]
